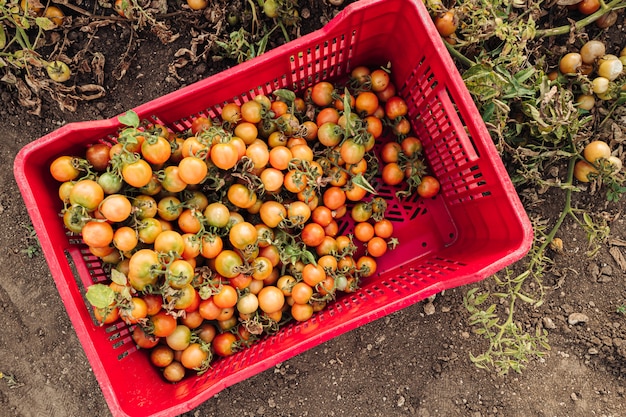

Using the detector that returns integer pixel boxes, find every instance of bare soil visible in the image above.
[1,2,626,417]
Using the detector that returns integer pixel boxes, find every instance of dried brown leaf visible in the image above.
[15,79,42,116]
[91,52,106,85]
[152,24,180,44]
[609,237,626,247]
[609,247,626,272]
[77,84,106,101]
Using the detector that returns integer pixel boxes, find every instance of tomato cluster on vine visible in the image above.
[49,64,440,383]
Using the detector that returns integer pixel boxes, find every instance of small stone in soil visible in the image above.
[568,312,589,325]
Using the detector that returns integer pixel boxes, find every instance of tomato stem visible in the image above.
[535,0,626,37]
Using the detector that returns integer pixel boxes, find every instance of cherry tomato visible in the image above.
[227,183,257,209]
[201,202,229,228]
[160,165,188,193]
[81,221,114,248]
[417,175,440,198]
[196,323,217,344]
[385,96,408,120]
[381,142,402,163]
[577,0,600,15]
[354,221,375,243]
[355,91,379,116]
[310,81,335,107]
[382,163,405,186]
[162,361,186,382]
[150,310,178,338]
[322,186,346,210]
[356,255,377,277]
[559,52,582,75]
[99,194,132,223]
[257,285,285,314]
[211,142,239,170]
[369,69,390,93]
[229,221,258,250]
[212,332,238,357]
[150,345,174,368]
[301,222,326,247]
[132,325,160,349]
[434,10,458,37]
[181,342,210,370]
[236,292,259,315]
[374,219,394,239]
[122,159,153,188]
[93,304,119,325]
[128,248,160,291]
[50,155,81,182]
[290,282,314,304]
[177,156,208,185]
[141,136,171,165]
[583,140,611,164]
[46,60,71,82]
[214,250,243,278]
[291,302,314,322]
[85,143,111,171]
[574,160,599,182]
[166,325,192,351]
[70,179,104,211]
[340,139,365,165]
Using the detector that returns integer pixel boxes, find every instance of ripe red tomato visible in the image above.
[310,81,335,107]
[212,332,238,357]
[301,222,326,247]
[385,96,408,120]
[577,0,600,14]
[85,143,111,171]
[181,343,210,369]
[382,163,405,186]
[369,69,390,93]
[417,175,441,198]
[132,325,160,349]
[150,310,177,338]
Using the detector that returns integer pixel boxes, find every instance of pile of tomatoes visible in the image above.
[49,65,440,382]
[557,40,626,108]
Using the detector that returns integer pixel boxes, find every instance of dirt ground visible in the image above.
[1,1,626,417]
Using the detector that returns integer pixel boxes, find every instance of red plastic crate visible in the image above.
[13,0,533,416]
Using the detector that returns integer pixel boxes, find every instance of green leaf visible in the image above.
[481,102,495,123]
[487,318,500,327]
[0,23,6,50]
[35,17,56,31]
[118,110,140,128]
[515,67,536,83]
[485,304,497,315]
[351,173,377,195]
[273,89,296,104]
[86,284,115,309]
[474,291,490,305]
[515,291,536,304]
[301,249,318,266]
[110,269,128,286]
